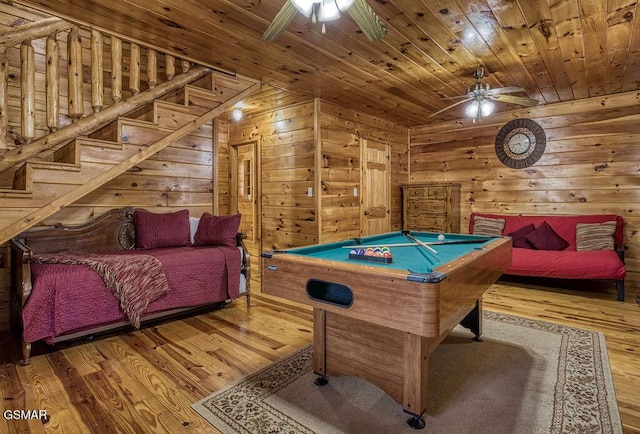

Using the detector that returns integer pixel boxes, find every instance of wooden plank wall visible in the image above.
[319,101,408,243]
[230,100,316,252]
[409,90,640,302]
[229,96,409,293]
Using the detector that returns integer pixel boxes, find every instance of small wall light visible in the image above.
[232,107,243,121]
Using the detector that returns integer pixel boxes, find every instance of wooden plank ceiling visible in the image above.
[16,0,640,127]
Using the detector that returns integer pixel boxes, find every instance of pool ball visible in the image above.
[437,234,445,241]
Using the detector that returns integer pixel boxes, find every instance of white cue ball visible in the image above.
[437,234,445,241]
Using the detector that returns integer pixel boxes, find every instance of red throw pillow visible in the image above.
[507,223,536,249]
[524,221,569,251]
[134,209,191,249]
[194,213,241,247]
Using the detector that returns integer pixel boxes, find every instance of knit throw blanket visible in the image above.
[32,252,171,329]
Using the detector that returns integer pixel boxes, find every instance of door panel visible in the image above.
[361,140,391,236]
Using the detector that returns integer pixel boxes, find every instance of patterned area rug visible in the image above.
[193,312,622,433]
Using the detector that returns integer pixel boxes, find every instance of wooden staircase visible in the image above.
[0,8,259,245]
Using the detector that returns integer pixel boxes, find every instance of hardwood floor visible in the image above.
[1,283,639,433]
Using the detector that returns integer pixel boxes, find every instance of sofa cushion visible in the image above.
[471,215,505,236]
[507,249,626,280]
[525,221,570,251]
[576,221,616,251]
[194,213,241,247]
[507,224,535,249]
[134,209,191,249]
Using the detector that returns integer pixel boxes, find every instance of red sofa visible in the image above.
[469,213,626,301]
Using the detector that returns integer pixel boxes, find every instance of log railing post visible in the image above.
[147,48,157,89]
[90,29,103,113]
[111,36,122,103]
[129,42,140,95]
[20,40,35,143]
[67,26,83,121]
[165,53,175,80]
[0,47,7,150]
[45,33,59,132]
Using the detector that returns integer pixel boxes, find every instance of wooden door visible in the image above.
[230,143,256,242]
[361,139,391,236]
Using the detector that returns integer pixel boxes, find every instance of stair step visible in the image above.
[76,137,123,150]
[28,160,81,172]
[183,85,223,109]
[153,101,212,137]
[0,164,32,197]
[118,118,211,149]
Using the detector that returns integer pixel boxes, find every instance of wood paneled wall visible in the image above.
[319,101,408,242]
[230,97,409,250]
[409,90,640,302]
[230,100,316,251]
[229,96,409,293]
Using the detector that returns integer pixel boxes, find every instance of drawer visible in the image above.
[405,186,447,200]
[405,214,447,230]
[407,200,446,214]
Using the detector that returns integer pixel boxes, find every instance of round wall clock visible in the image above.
[495,118,546,169]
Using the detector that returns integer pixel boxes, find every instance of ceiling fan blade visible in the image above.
[487,86,526,95]
[262,0,298,41]
[428,98,472,118]
[346,0,387,41]
[490,94,539,107]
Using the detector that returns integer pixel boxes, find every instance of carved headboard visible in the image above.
[13,207,138,256]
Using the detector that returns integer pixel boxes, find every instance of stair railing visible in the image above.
[0,13,205,157]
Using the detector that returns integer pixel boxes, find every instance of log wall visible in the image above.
[409,90,640,302]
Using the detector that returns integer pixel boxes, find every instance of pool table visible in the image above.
[261,231,511,429]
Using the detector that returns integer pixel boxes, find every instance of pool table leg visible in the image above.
[312,308,328,383]
[459,299,483,342]
[406,413,426,429]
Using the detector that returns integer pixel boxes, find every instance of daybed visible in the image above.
[469,213,626,301]
[10,207,250,365]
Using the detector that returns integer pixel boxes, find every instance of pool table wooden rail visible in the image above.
[261,237,512,338]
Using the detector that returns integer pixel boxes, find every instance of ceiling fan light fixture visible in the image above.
[464,100,480,118]
[319,1,341,21]
[293,0,355,22]
[480,99,495,117]
[291,0,314,17]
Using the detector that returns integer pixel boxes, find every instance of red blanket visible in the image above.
[32,252,170,328]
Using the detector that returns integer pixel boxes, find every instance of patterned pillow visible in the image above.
[472,216,505,237]
[134,209,191,249]
[576,221,616,251]
[194,213,241,247]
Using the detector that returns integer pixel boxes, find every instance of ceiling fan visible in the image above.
[429,66,539,120]
[262,0,387,42]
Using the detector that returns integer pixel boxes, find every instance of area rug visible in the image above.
[192,312,622,433]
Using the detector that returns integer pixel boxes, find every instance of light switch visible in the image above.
[353,187,358,197]
[307,187,313,197]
